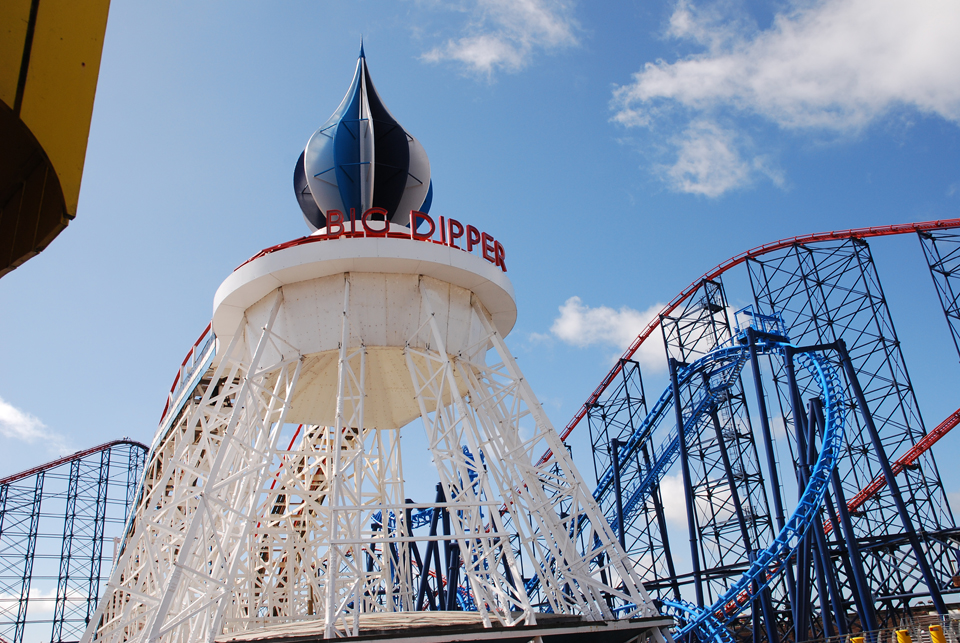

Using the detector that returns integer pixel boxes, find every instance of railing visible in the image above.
[806,614,960,643]
[158,322,214,425]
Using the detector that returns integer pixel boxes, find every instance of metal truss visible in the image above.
[88,276,660,643]
[587,359,647,489]
[919,230,960,363]
[0,440,147,643]
[562,220,960,643]
[88,292,303,643]
[660,280,776,611]
[748,237,955,624]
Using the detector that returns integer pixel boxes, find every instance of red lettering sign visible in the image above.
[409,210,435,240]
[321,209,506,273]
[361,207,389,236]
[448,218,464,249]
[326,210,344,238]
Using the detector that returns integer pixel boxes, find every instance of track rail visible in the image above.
[677,348,846,641]
[823,406,960,533]
[538,218,960,467]
[158,322,213,423]
[0,439,148,486]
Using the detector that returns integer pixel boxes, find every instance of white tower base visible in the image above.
[84,235,661,642]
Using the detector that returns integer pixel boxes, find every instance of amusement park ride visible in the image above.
[2,48,960,643]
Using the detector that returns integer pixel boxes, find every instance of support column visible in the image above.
[836,340,947,616]
[670,357,703,608]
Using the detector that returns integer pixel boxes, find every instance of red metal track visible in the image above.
[824,406,960,534]
[537,217,960,466]
[0,439,149,486]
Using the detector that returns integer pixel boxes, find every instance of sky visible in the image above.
[2,0,960,536]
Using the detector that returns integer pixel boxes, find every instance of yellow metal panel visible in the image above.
[0,0,33,108]
[18,0,110,216]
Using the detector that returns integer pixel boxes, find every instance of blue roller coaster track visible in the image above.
[522,323,846,643]
[674,342,845,642]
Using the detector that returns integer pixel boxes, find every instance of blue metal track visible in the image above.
[524,328,845,642]
[674,348,846,642]
[661,599,734,643]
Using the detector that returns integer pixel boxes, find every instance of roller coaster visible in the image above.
[2,219,959,643]
[574,219,960,642]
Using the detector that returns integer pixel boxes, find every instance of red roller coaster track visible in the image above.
[822,406,960,533]
[0,439,149,486]
[537,217,960,467]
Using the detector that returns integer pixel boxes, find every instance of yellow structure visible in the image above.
[1,0,110,277]
[930,624,947,643]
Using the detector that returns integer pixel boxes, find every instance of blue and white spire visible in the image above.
[294,45,433,231]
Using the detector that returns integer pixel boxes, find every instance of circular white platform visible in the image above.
[212,233,518,428]
[213,233,517,351]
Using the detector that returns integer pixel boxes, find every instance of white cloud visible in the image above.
[948,490,960,515]
[659,472,688,526]
[661,120,783,196]
[549,296,667,371]
[0,396,69,454]
[658,473,738,534]
[422,0,579,77]
[612,0,960,195]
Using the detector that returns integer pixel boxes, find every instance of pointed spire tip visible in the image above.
[359,37,365,59]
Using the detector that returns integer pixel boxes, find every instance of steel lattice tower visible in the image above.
[84,50,668,643]
[919,230,960,363]
[748,238,955,623]
[0,441,147,643]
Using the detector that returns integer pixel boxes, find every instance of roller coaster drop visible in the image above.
[2,220,960,643]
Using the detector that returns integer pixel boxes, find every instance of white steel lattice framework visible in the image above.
[84,236,660,642]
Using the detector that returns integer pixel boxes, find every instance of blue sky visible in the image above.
[2,0,959,519]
